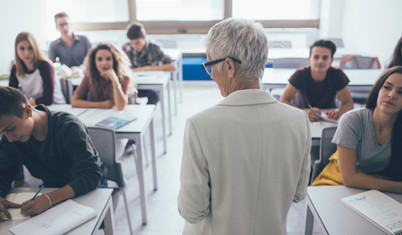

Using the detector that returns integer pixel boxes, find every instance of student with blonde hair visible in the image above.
[9,32,65,106]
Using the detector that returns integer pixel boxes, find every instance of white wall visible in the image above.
[0,0,47,73]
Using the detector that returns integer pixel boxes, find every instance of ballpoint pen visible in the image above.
[307,104,321,116]
[31,185,44,201]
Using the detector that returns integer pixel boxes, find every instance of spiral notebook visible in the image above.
[341,190,402,235]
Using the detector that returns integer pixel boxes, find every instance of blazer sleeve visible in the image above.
[293,112,311,202]
[177,119,211,224]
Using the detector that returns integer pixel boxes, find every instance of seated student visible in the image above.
[71,43,136,110]
[122,22,175,104]
[279,40,353,122]
[9,32,66,106]
[313,66,402,193]
[0,87,104,219]
[48,12,92,69]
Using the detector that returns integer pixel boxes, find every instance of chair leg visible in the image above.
[122,189,135,235]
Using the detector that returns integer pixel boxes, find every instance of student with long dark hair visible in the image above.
[313,66,402,193]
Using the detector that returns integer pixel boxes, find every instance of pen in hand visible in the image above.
[31,185,44,201]
[307,104,321,116]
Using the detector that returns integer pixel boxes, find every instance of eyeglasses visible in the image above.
[202,57,242,76]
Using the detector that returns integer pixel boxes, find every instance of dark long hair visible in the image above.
[366,66,402,180]
[388,36,402,68]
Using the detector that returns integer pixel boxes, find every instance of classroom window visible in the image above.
[232,0,320,20]
[136,0,224,21]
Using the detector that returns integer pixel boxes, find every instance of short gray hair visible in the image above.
[205,18,268,81]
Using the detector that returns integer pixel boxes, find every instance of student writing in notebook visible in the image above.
[279,40,353,121]
[0,87,105,220]
[122,22,175,104]
[313,66,402,193]
[71,43,136,110]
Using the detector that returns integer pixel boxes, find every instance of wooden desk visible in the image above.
[262,68,382,93]
[305,186,402,235]
[49,104,157,225]
[0,188,114,235]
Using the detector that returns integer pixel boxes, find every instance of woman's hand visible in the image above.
[306,107,322,122]
[20,195,50,216]
[100,69,118,82]
[0,197,20,221]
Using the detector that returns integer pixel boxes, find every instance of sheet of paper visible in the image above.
[9,199,96,235]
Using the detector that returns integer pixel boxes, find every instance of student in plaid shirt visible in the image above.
[122,22,175,104]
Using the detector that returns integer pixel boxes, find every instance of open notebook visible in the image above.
[341,190,402,235]
[9,199,96,235]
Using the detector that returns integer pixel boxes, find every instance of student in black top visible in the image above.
[0,87,104,220]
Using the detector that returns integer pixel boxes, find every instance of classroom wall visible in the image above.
[0,0,48,73]
[340,0,402,66]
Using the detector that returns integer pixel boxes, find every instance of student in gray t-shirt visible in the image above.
[48,12,91,68]
[332,66,402,193]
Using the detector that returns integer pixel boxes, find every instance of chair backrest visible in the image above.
[268,40,292,48]
[340,55,381,69]
[327,38,344,48]
[310,126,337,185]
[272,57,309,68]
[87,126,125,187]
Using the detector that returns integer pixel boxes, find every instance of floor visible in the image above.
[24,81,323,235]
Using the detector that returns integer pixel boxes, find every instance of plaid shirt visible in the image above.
[122,41,172,68]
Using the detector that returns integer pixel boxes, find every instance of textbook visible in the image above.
[95,113,137,130]
[341,190,402,235]
[9,199,96,235]
[0,192,41,220]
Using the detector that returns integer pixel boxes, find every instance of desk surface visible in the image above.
[307,186,402,235]
[49,104,155,133]
[0,188,113,235]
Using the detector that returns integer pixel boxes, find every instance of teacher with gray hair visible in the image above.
[177,18,311,235]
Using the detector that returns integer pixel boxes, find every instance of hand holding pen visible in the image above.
[307,104,322,122]
[21,185,50,215]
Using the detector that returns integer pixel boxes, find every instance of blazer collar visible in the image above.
[218,89,277,106]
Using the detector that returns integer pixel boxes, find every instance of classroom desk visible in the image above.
[261,68,382,93]
[65,71,170,154]
[305,186,402,235]
[49,104,157,225]
[134,71,172,153]
[0,188,114,235]
[0,79,8,87]
[165,48,184,109]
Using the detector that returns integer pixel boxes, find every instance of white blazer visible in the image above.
[178,89,311,235]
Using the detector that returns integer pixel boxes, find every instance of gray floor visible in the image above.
[24,82,315,235]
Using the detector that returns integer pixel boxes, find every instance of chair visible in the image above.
[87,126,135,235]
[327,38,344,48]
[309,126,337,185]
[339,55,381,69]
[272,58,309,69]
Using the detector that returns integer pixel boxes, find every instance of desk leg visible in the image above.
[160,86,167,154]
[167,79,172,136]
[178,56,183,103]
[305,204,314,235]
[150,119,158,190]
[103,196,116,235]
[172,71,178,115]
[133,134,148,225]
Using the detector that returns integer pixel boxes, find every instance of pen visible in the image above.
[307,104,321,116]
[31,185,44,201]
